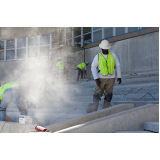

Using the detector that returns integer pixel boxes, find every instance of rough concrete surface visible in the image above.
[45,104,134,132]
[56,104,159,133]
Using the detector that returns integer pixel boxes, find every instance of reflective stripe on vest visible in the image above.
[0,82,20,101]
[77,63,86,70]
[98,52,115,76]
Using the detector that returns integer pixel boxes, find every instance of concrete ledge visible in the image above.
[143,122,159,133]
[114,131,153,133]
[55,104,159,133]
[0,121,31,133]
[45,104,134,132]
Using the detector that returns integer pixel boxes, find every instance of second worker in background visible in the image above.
[77,62,89,81]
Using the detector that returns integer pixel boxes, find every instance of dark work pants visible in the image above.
[77,67,83,80]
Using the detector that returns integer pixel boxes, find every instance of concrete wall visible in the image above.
[0,27,58,40]
[69,32,159,79]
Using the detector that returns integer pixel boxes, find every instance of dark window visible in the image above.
[28,47,38,57]
[6,39,15,49]
[84,33,91,45]
[116,27,125,36]
[74,37,81,47]
[93,30,102,42]
[84,27,91,34]
[17,37,26,48]
[0,41,4,50]
[17,48,26,59]
[40,46,49,56]
[128,27,138,33]
[104,27,113,39]
[6,50,15,60]
[141,27,150,30]
[28,36,37,46]
[74,27,81,37]
[0,50,4,60]
[93,27,102,31]
[40,35,50,45]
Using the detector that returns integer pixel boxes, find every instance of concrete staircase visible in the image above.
[0,71,159,133]
[55,104,159,133]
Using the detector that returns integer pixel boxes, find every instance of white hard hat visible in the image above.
[99,40,111,50]
[85,62,89,65]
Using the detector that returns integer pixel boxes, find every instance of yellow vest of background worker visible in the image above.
[77,62,86,70]
[56,61,64,70]
[98,51,115,76]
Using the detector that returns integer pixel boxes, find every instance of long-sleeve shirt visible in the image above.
[91,52,121,80]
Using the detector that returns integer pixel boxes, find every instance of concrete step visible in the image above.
[55,104,159,133]
[62,94,159,102]
[143,122,159,133]
[7,101,159,114]
[45,104,135,132]
[114,131,153,133]
[85,79,159,88]
[68,87,159,96]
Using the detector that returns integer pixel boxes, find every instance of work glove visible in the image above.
[117,78,122,84]
[95,78,101,87]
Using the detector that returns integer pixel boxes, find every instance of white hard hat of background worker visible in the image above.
[99,40,111,50]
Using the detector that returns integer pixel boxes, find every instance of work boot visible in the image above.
[86,94,101,113]
[93,94,101,111]
[86,102,99,113]
[102,100,110,109]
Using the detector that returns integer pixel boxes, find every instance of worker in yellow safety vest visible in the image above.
[77,62,89,81]
[87,40,122,113]
[0,82,27,121]
[56,58,64,84]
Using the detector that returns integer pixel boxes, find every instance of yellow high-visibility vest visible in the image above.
[77,62,86,70]
[0,82,20,101]
[56,61,64,70]
[98,52,115,76]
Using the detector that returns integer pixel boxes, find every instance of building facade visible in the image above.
[0,27,159,82]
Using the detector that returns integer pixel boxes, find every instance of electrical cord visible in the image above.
[0,121,7,133]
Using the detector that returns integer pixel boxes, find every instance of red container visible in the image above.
[35,126,47,132]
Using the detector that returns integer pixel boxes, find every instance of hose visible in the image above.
[88,79,159,102]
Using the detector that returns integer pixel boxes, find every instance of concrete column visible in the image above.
[37,35,40,57]
[81,27,83,47]
[26,37,28,58]
[102,27,105,39]
[57,28,59,48]
[49,34,52,58]
[4,40,6,61]
[125,27,128,33]
[64,28,67,45]
[72,27,74,46]
[91,27,93,42]
[113,27,116,36]
[15,38,17,60]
